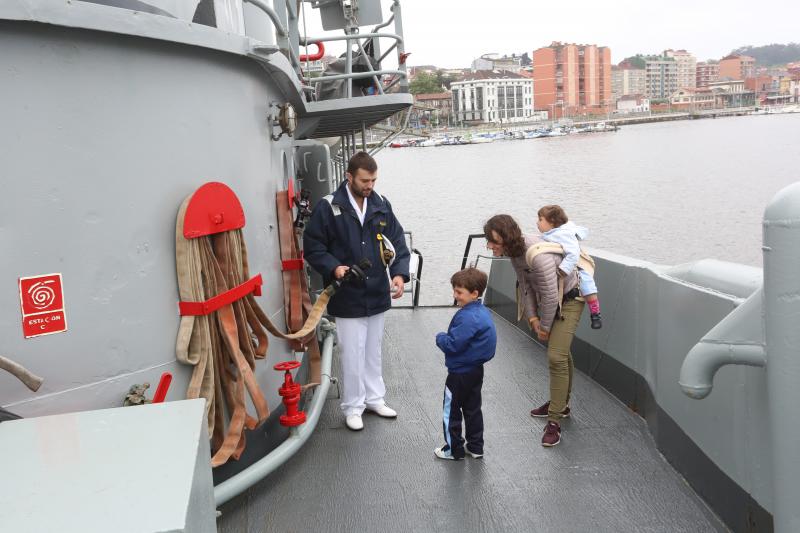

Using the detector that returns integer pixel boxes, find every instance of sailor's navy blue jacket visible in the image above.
[303,181,410,318]
[435,300,497,374]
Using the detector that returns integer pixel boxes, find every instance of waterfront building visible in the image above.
[746,76,775,104]
[611,64,646,103]
[719,54,755,80]
[670,88,715,110]
[471,53,523,73]
[615,94,650,114]
[709,79,755,107]
[413,92,452,125]
[664,49,696,89]
[451,71,534,124]
[696,62,720,88]
[645,56,678,100]
[532,41,612,119]
[791,77,800,103]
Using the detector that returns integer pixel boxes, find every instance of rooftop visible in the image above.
[414,92,452,101]
[456,70,528,82]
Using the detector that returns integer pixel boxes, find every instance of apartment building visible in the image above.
[696,62,720,88]
[612,65,646,102]
[719,54,755,80]
[471,53,523,73]
[664,49,696,89]
[532,42,612,118]
[645,56,678,100]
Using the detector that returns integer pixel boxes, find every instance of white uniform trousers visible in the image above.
[335,313,387,416]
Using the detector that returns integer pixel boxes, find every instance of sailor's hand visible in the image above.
[390,276,404,299]
[334,265,349,279]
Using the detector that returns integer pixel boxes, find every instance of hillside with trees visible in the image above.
[730,43,800,65]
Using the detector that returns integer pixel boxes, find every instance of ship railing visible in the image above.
[400,231,422,308]
[243,0,409,100]
[298,0,409,99]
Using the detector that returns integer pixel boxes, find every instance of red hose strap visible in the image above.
[179,274,263,316]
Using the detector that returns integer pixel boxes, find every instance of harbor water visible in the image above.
[376,113,800,306]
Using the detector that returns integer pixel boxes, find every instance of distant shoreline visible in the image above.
[396,105,799,141]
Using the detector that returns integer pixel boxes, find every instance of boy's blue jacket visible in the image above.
[435,300,497,373]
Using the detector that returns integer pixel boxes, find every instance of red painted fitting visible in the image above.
[274,361,306,427]
[299,42,325,62]
[152,372,173,403]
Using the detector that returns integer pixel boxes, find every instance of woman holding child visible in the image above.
[483,214,585,447]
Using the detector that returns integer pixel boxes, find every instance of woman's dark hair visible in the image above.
[483,214,526,258]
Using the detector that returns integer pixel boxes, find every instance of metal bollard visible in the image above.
[763,182,800,533]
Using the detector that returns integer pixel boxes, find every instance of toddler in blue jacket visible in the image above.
[434,267,497,460]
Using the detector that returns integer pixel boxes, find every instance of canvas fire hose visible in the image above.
[174,182,335,466]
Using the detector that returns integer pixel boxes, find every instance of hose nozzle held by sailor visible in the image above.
[330,258,372,293]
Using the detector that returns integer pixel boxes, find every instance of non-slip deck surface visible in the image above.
[218,307,725,533]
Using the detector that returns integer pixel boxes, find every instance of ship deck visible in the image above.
[218,307,726,532]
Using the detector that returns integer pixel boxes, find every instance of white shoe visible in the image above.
[465,446,484,459]
[366,404,397,418]
[434,445,461,461]
[345,415,363,431]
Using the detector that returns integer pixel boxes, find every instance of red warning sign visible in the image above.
[19,273,68,338]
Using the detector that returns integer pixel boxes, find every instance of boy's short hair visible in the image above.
[451,267,488,297]
[347,151,378,176]
[538,205,569,228]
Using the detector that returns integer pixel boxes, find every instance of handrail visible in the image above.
[411,248,423,307]
[302,69,405,84]
[245,0,288,37]
[455,233,486,305]
[371,14,395,33]
[244,0,410,99]
[213,319,336,507]
[300,32,404,46]
[460,234,486,271]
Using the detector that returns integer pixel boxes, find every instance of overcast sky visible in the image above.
[301,0,800,68]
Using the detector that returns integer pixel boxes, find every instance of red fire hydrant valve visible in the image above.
[273,360,307,427]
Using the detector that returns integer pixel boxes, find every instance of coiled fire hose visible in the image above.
[175,194,333,467]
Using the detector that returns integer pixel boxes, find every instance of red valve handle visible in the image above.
[274,360,301,372]
[152,372,173,403]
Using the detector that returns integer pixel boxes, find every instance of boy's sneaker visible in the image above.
[434,445,463,461]
[541,421,561,447]
[530,401,570,419]
[590,313,603,329]
[465,445,484,459]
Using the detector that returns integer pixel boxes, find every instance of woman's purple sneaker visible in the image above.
[530,401,570,418]
[542,421,561,447]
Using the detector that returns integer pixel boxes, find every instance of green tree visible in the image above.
[409,72,441,95]
[621,55,647,69]
[731,43,800,66]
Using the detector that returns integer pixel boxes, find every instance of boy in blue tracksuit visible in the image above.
[434,267,497,460]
